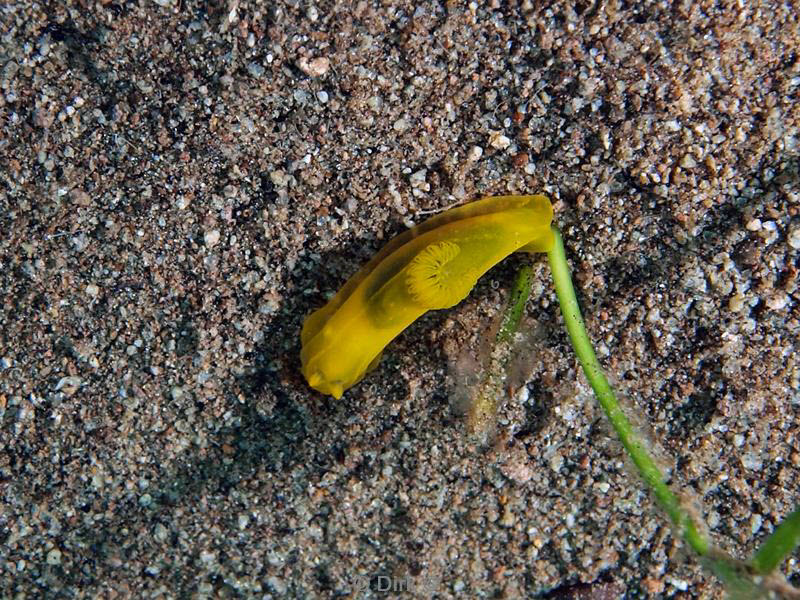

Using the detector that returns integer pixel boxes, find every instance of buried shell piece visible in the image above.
[300,195,554,398]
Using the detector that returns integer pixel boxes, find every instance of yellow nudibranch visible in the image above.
[301,195,554,399]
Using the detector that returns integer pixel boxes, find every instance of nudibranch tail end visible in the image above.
[302,367,346,400]
[328,382,344,400]
[306,370,324,390]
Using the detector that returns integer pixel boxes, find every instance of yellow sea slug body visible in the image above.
[301,195,554,398]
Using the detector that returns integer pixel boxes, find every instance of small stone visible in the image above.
[393,118,409,132]
[708,511,721,528]
[55,376,82,394]
[766,294,788,311]
[680,154,697,169]
[668,578,689,592]
[500,459,534,484]
[746,218,761,231]
[548,453,563,472]
[489,131,511,150]
[293,89,310,104]
[409,169,428,189]
[788,226,800,250]
[267,576,287,594]
[70,189,92,206]
[741,452,763,471]
[270,170,288,187]
[33,108,54,128]
[644,577,665,595]
[298,56,330,77]
[246,62,265,78]
[468,146,483,161]
[728,294,745,312]
[316,90,329,103]
[204,229,220,247]
[90,471,104,488]
[751,514,763,534]
[46,549,62,565]
[86,284,100,297]
[499,506,516,527]
[267,551,285,567]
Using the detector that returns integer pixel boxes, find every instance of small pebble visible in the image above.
[766,294,788,311]
[298,56,330,77]
[728,294,745,312]
[788,226,800,250]
[393,118,409,132]
[746,218,762,231]
[247,62,265,78]
[270,170,288,187]
[489,132,511,150]
[154,523,169,541]
[204,229,220,247]
[499,506,516,527]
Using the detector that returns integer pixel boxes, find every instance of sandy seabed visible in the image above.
[1,1,799,598]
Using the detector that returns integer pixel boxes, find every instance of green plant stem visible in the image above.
[467,264,534,439]
[752,506,800,574]
[546,226,709,557]
[497,264,534,345]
